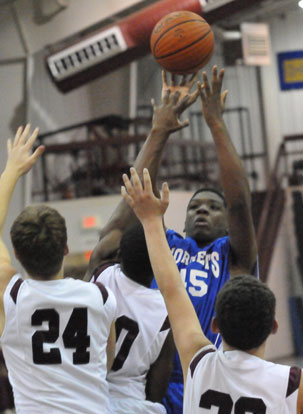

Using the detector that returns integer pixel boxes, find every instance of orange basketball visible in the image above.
[150,11,214,75]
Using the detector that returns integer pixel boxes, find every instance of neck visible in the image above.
[222,340,266,359]
[121,266,152,288]
[186,234,214,248]
[29,264,64,281]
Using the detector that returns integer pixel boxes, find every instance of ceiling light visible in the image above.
[299,0,303,9]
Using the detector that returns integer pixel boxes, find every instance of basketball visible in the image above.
[150,11,214,75]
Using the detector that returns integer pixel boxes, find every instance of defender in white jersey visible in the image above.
[91,223,174,414]
[0,126,116,414]
[185,345,302,413]
[120,167,303,414]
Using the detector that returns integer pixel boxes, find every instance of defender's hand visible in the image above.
[121,167,169,223]
[6,125,45,176]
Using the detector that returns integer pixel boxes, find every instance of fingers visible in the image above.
[142,168,152,193]
[122,167,153,207]
[162,70,168,86]
[188,71,199,88]
[7,139,12,155]
[178,119,189,129]
[161,181,170,207]
[197,81,206,105]
[212,65,218,83]
[30,145,45,164]
[171,90,181,105]
[18,124,31,145]
[221,89,228,106]
[177,92,190,109]
[162,89,171,105]
[25,127,39,150]
[121,185,134,208]
[200,66,225,97]
[212,66,224,94]
[179,74,186,86]
[202,71,211,97]
[151,98,156,109]
[187,88,200,106]
[170,73,176,86]
[14,126,24,146]
[122,172,136,200]
[130,167,143,193]
[13,125,39,148]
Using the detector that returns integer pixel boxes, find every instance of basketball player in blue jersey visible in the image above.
[155,67,257,414]
[86,66,257,414]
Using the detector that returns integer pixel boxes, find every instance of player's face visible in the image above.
[184,191,227,246]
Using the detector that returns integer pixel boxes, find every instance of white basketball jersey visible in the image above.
[93,264,170,414]
[184,344,302,414]
[0,274,116,414]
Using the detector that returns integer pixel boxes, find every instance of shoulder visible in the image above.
[212,235,230,249]
[166,229,194,249]
[166,228,184,240]
[91,280,116,310]
[0,263,18,299]
[188,344,217,379]
[285,366,302,398]
[91,262,118,283]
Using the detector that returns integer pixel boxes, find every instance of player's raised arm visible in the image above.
[121,167,211,381]
[198,66,257,276]
[0,125,44,334]
[84,72,200,280]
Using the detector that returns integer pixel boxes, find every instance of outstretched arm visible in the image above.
[121,168,210,383]
[84,72,200,280]
[199,66,257,276]
[0,125,44,335]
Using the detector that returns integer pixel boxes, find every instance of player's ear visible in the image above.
[211,317,219,334]
[64,244,69,256]
[271,319,278,335]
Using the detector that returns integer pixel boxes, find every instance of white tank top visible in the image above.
[0,274,116,414]
[93,264,169,413]
[184,344,302,414]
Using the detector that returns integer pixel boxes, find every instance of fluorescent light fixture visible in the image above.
[299,0,303,8]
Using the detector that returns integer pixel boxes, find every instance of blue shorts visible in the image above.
[162,381,183,414]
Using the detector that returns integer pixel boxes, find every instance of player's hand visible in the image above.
[121,167,169,224]
[6,125,45,176]
[151,70,200,133]
[161,70,200,107]
[198,66,228,128]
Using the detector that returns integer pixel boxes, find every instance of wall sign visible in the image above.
[278,51,303,90]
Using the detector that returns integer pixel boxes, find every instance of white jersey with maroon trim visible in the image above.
[0,274,116,414]
[184,344,302,414]
[93,264,170,414]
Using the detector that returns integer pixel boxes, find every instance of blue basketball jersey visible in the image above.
[151,229,231,382]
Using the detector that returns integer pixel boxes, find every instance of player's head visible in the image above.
[213,275,277,351]
[184,187,227,245]
[119,223,153,287]
[10,205,68,280]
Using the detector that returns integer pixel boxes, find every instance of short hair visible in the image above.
[215,275,276,350]
[10,205,67,279]
[119,223,153,286]
[188,187,226,208]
